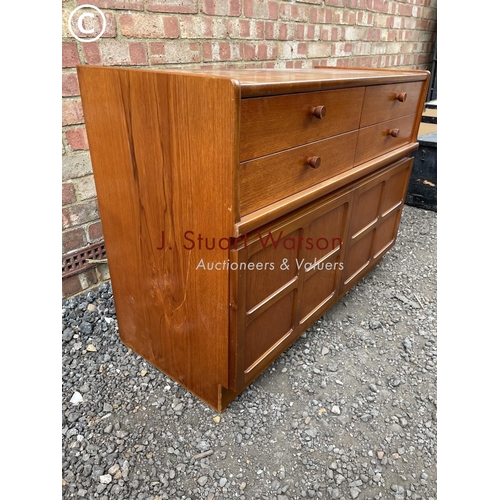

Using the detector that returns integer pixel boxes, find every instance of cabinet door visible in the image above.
[228,157,413,392]
[340,157,413,294]
[229,191,352,391]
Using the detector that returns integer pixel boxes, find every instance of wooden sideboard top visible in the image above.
[79,66,429,97]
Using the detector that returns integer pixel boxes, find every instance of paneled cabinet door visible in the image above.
[340,157,413,295]
[229,190,353,391]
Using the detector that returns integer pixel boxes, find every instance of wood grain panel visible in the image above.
[175,67,429,97]
[299,255,341,324]
[349,182,383,237]
[245,230,300,311]
[240,131,358,215]
[235,143,419,237]
[360,81,424,127]
[354,114,416,166]
[372,209,401,259]
[230,189,352,391]
[244,292,295,372]
[342,229,375,287]
[340,158,413,294]
[380,166,410,214]
[78,66,239,411]
[240,87,365,161]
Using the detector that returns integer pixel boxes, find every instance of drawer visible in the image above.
[354,114,416,166]
[239,130,358,215]
[360,81,424,127]
[240,87,365,161]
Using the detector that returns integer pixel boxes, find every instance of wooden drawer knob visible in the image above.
[307,156,321,168]
[389,128,400,138]
[312,105,326,119]
[396,92,407,102]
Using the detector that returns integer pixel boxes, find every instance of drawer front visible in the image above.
[239,87,365,161]
[360,81,424,127]
[239,130,358,215]
[354,114,416,166]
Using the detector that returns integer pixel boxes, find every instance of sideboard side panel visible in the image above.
[78,67,240,408]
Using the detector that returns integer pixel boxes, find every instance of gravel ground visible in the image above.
[62,204,437,500]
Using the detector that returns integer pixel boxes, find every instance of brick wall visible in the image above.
[61,0,437,298]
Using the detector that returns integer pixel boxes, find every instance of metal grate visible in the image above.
[62,242,107,279]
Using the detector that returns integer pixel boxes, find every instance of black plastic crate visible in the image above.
[406,131,437,211]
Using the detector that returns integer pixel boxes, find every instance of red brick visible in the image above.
[150,40,200,64]
[62,227,87,253]
[62,182,76,206]
[227,18,251,38]
[341,10,356,24]
[244,0,279,20]
[202,41,241,62]
[257,44,267,59]
[306,24,316,40]
[202,42,212,60]
[65,127,89,151]
[416,19,430,30]
[77,0,142,9]
[130,42,148,64]
[252,20,266,39]
[310,7,332,23]
[62,269,98,299]
[278,23,288,40]
[279,3,309,22]
[298,42,307,55]
[219,42,231,60]
[202,0,242,16]
[62,200,100,229]
[62,153,93,181]
[62,72,80,97]
[243,43,256,59]
[88,221,104,242]
[74,176,97,200]
[180,15,229,38]
[98,41,148,66]
[417,54,429,64]
[62,274,83,298]
[120,13,179,38]
[146,0,198,13]
[82,42,102,64]
[62,100,84,126]
[96,264,111,282]
[264,21,274,39]
[371,0,389,13]
[63,42,80,68]
[398,4,412,16]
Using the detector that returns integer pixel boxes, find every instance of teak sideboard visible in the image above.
[78,66,430,412]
